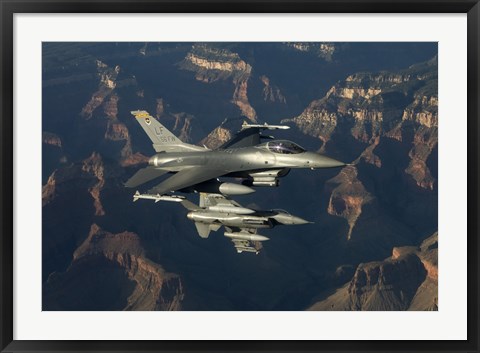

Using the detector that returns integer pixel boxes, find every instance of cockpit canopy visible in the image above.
[267,140,306,154]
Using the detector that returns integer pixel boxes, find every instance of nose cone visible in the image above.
[308,153,346,169]
[288,215,311,225]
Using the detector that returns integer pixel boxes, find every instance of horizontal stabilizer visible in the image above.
[125,167,168,188]
[180,199,201,211]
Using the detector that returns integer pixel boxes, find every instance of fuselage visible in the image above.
[186,209,309,229]
[149,141,345,174]
[187,211,273,229]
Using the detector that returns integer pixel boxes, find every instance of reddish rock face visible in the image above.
[309,232,438,311]
[82,152,106,216]
[105,120,129,141]
[285,57,437,191]
[326,166,373,240]
[80,61,136,120]
[44,224,185,311]
[201,126,232,149]
[81,87,113,119]
[103,94,119,119]
[259,75,286,104]
[180,44,257,122]
[43,132,63,148]
[232,79,257,122]
[120,152,149,167]
[43,152,120,214]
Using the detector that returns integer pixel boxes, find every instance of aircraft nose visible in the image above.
[289,215,311,225]
[309,154,346,169]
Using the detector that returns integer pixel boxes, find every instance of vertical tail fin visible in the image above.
[194,222,211,238]
[133,191,140,202]
[193,222,222,238]
[199,192,207,208]
[131,110,206,153]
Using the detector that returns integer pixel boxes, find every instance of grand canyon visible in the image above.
[42,42,437,311]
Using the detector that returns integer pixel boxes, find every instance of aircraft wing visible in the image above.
[147,166,228,195]
[201,193,243,208]
[219,128,262,149]
[219,122,289,149]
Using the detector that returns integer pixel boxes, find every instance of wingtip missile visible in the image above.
[241,122,290,131]
[132,192,185,203]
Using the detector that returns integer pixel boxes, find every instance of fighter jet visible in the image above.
[179,193,311,254]
[125,110,345,197]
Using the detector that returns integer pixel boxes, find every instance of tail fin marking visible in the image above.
[131,110,206,153]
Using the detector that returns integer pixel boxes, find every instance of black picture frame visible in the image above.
[1,1,478,352]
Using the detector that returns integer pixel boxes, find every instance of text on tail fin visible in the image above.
[131,110,207,153]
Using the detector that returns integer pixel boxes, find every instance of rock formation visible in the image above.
[80,61,137,120]
[326,165,374,240]
[42,152,116,214]
[285,57,438,190]
[180,44,257,121]
[44,224,185,310]
[308,232,438,311]
[201,125,233,149]
[42,132,63,148]
[284,42,337,61]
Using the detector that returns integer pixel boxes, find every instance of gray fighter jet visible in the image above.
[126,110,345,197]
[180,193,311,254]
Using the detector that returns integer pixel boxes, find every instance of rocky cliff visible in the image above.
[284,42,337,61]
[285,57,438,191]
[308,232,438,311]
[80,61,121,119]
[42,132,63,148]
[180,44,257,121]
[201,125,233,149]
[44,224,185,310]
